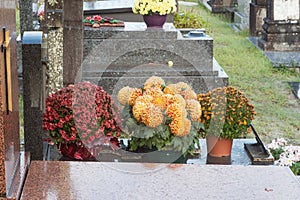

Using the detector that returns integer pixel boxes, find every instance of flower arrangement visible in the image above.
[118,76,202,155]
[132,0,177,15]
[43,82,122,160]
[197,86,256,139]
[83,15,125,28]
[267,138,300,175]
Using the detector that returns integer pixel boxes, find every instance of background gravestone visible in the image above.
[258,0,300,51]
[249,0,267,36]
[231,0,251,30]
[0,0,30,199]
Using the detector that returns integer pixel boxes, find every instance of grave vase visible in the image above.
[206,135,233,157]
[143,13,167,28]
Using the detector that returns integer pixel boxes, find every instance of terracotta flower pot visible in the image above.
[206,135,233,157]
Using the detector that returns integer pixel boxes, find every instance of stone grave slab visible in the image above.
[21,160,300,199]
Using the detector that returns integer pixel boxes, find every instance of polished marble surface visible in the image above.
[21,160,300,200]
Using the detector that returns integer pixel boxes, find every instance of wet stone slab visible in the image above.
[21,160,300,200]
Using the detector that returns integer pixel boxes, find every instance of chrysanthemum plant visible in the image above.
[197,86,256,139]
[118,76,203,156]
[43,82,122,159]
[132,0,177,16]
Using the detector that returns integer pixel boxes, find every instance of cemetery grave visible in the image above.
[0,0,300,199]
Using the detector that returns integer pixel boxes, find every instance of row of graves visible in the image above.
[202,0,300,99]
[0,0,299,199]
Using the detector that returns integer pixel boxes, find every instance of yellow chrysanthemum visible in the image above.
[186,99,202,122]
[144,76,165,90]
[181,118,191,137]
[117,86,133,105]
[144,87,164,99]
[153,94,173,110]
[142,104,164,128]
[166,103,183,121]
[135,94,153,104]
[163,85,176,95]
[132,101,148,122]
[182,89,197,100]
[128,88,143,106]
[169,118,184,136]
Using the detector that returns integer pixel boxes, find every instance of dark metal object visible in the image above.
[1,27,9,114]
[244,124,274,165]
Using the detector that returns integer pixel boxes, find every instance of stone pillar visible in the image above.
[0,1,30,199]
[63,0,83,86]
[258,0,300,51]
[19,0,34,36]
[249,0,267,36]
[22,31,45,160]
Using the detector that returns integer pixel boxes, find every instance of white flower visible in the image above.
[48,0,59,7]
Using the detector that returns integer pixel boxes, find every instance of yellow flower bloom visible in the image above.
[117,86,133,105]
[163,85,176,95]
[132,101,148,122]
[142,104,164,128]
[166,103,183,121]
[144,76,165,90]
[186,99,202,122]
[128,88,143,106]
[144,87,164,99]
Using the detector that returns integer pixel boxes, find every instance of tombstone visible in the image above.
[63,0,84,86]
[0,1,30,199]
[83,0,174,23]
[22,31,46,160]
[19,0,34,36]
[82,23,228,96]
[249,0,267,36]
[230,0,251,31]
[258,0,300,51]
[201,0,237,13]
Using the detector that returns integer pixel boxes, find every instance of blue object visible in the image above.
[22,31,43,44]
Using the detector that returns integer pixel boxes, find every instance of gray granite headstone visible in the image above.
[22,31,46,160]
[82,22,228,97]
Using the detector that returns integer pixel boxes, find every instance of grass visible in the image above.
[178,3,300,144]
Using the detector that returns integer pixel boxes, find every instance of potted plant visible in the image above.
[132,0,177,28]
[117,76,202,163]
[197,86,256,157]
[42,81,122,161]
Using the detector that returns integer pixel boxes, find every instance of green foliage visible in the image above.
[270,148,284,160]
[122,104,200,155]
[290,162,300,176]
[174,11,210,30]
[179,5,300,144]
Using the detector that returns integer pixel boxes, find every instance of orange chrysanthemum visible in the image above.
[186,99,202,122]
[166,103,183,120]
[144,87,164,99]
[163,85,176,95]
[132,101,148,122]
[128,88,143,106]
[117,86,133,105]
[144,76,165,90]
[142,104,164,128]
